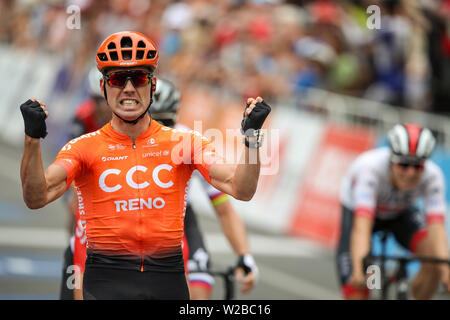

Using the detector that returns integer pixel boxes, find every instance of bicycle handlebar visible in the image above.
[210,266,236,300]
[363,254,450,300]
[364,254,450,265]
[210,266,236,277]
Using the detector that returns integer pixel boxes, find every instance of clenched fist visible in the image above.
[20,98,48,139]
[241,97,271,135]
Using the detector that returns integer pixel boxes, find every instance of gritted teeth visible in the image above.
[120,99,138,105]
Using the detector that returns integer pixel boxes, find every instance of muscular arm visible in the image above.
[207,96,268,201]
[209,147,260,201]
[350,215,374,286]
[20,136,68,209]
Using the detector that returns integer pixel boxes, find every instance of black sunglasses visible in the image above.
[396,162,424,170]
[104,70,152,88]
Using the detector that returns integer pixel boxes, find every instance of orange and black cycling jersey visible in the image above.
[54,119,220,271]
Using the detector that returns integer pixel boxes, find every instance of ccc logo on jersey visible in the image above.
[99,164,173,192]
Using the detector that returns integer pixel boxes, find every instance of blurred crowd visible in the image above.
[1,0,450,114]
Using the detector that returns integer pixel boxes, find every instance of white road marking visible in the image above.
[0,225,327,260]
[0,226,68,249]
[205,233,328,258]
[5,257,34,275]
[0,151,20,183]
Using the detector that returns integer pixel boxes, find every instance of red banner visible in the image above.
[289,124,375,248]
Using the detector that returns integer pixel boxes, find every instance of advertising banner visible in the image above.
[289,124,376,248]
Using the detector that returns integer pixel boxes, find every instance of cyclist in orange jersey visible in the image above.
[61,76,259,300]
[19,31,270,300]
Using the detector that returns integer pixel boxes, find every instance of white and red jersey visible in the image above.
[340,147,446,223]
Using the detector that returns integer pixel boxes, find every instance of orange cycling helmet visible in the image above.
[96,31,159,73]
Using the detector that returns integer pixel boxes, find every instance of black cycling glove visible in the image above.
[240,100,271,135]
[236,254,259,278]
[20,99,48,139]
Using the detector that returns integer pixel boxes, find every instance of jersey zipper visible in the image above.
[131,138,144,272]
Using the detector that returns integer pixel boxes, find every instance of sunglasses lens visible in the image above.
[107,72,128,87]
[398,163,424,170]
[132,72,151,87]
[107,71,151,88]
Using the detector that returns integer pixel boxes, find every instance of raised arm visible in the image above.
[20,98,68,209]
[209,97,270,201]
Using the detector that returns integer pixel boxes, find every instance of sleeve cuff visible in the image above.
[426,213,445,225]
[354,207,375,219]
[53,160,73,191]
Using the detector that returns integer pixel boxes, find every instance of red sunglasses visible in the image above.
[104,70,152,88]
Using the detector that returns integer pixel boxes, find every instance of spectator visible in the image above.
[2,0,450,126]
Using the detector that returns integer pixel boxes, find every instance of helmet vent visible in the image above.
[97,53,108,61]
[122,50,132,60]
[137,41,146,48]
[109,51,118,61]
[136,50,145,60]
[107,42,116,49]
[147,50,156,59]
[121,36,133,48]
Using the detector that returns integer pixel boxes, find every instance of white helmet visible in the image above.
[87,67,103,98]
[149,78,180,126]
[387,123,436,161]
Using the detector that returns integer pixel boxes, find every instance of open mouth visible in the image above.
[119,98,140,108]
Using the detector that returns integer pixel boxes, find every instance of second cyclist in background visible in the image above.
[337,123,450,300]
